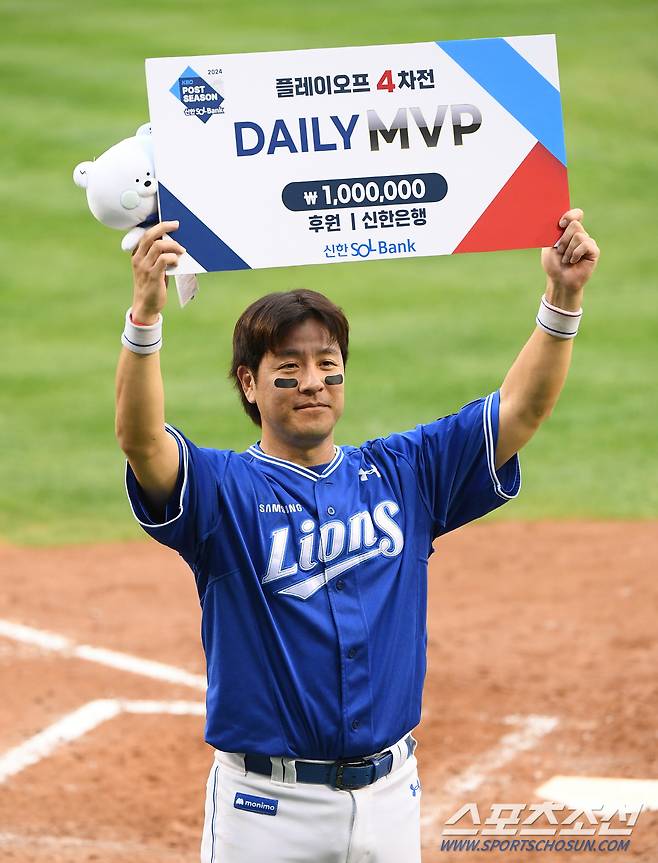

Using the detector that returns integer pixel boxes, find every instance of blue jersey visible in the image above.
[125,390,520,759]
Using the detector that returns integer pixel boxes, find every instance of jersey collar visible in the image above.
[247,443,344,482]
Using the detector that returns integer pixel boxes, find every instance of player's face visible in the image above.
[244,318,345,449]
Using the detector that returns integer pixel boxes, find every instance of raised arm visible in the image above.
[115,220,186,512]
[495,208,600,470]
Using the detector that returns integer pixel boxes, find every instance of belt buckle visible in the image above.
[334,757,370,791]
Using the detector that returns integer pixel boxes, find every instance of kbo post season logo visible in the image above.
[170,66,224,123]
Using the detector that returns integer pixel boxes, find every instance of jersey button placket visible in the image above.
[316,473,372,745]
[315,480,350,742]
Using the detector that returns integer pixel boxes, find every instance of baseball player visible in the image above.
[115,208,599,862]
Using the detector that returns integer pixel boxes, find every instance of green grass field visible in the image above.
[1,0,656,545]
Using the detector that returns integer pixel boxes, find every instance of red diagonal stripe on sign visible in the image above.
[453,142,570,254]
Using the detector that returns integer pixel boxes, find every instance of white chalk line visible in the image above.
[0,619,206,690]
[420,713,559,844]
[0,699,205,784]
[0,620,207,792]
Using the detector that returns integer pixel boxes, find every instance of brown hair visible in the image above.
[230,289,350,426]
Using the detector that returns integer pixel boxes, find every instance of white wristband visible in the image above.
[536,294,582,339]
[121,307,163,354]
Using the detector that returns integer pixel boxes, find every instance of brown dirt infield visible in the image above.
[0,521,656,862]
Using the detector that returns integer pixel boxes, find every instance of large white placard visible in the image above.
[145,36,569,275]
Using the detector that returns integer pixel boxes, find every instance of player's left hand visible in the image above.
[541,208,600,294]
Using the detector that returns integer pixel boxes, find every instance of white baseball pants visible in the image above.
[200,735,422,863]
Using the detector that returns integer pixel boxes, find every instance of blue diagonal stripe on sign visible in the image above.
[436,38,567,165]
[158,183,250,272]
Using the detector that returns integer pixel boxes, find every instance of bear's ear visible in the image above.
[73,161,93,189]
[135,122,152,137]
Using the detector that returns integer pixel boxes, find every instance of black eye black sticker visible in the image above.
[324,374,343,385]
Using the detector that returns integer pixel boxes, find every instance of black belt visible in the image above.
[244,734,414,791]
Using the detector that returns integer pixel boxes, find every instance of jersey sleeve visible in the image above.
[124,423,228,562]
[374,390,521,536]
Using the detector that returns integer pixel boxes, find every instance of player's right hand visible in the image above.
[130,220,186,323]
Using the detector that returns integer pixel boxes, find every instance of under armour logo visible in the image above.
[410,779,421,797]
[359,464,381,482]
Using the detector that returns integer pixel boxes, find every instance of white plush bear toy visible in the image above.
[73,123,198,305]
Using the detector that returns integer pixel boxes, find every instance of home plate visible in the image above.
[536,776,658,815]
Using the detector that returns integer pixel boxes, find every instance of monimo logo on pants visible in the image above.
[234,792,279,816]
